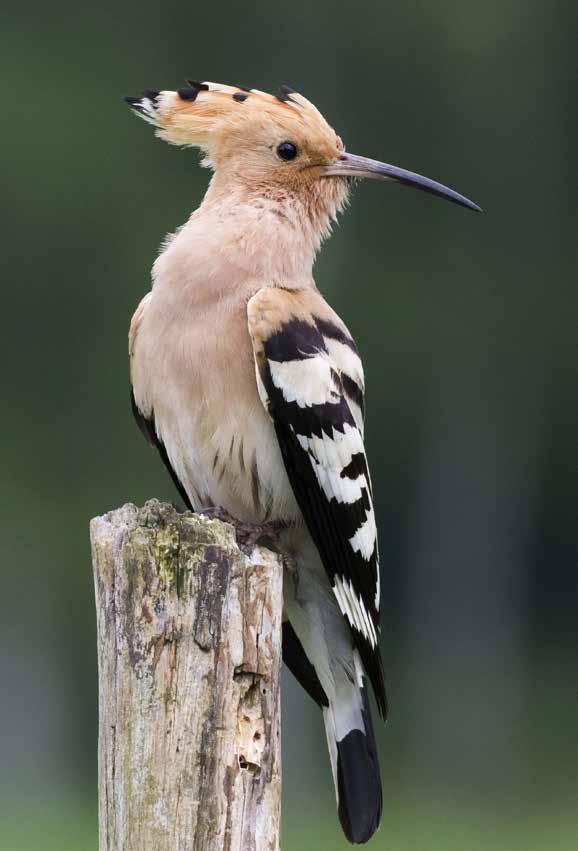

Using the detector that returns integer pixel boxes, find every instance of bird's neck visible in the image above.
[181,174,341,284]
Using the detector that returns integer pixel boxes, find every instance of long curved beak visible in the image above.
[322,152,482,212]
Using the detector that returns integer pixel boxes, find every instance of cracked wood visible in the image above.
[90,499,282,851]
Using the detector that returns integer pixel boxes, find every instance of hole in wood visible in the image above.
[233,665,264,682]
[238,754,260,775]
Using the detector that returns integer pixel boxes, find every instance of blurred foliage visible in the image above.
[1,0,576,848]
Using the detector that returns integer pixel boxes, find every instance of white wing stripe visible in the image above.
[333,577,356,631]
[269,356,339,408]
[297,432,370,505]
[349,512,377,561]
[297,423,364,471]
[323,337,364,390]
[333,576,378,647]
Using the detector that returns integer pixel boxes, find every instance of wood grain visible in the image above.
[90,500,282,851]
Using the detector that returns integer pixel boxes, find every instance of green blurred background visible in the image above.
[2,0,577,848]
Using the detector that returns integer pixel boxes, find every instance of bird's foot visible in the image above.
[234,520,287,556]
[200,507,286,555]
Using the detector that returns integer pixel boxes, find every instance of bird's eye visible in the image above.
[276,141,298,161]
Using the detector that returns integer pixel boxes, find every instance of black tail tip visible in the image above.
[338,798,382,844]
[337,729,382,844]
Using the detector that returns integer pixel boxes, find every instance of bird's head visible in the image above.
[125,80,480,225]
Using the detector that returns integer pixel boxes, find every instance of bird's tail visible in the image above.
[323,673,382,844]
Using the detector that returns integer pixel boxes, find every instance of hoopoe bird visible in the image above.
[125,79,480,844]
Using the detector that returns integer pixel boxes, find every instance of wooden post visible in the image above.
[90,499,283,851]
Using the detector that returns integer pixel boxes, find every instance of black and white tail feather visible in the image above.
[248,286,386,844]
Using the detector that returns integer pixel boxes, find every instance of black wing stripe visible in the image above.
[265,317,326,361]
[314,317,359,352]
[130,389,193,510]
[341,373,365,415]
[341,452,370,481]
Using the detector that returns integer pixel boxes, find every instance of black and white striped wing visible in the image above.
[248,288,386,716]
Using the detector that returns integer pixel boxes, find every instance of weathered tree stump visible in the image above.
[90,499,283,851]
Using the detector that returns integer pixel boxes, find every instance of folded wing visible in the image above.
[248,287,386,716]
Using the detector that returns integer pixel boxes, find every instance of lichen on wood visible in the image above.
[90,499,282,851]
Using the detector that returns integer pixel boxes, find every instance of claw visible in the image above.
[234,521,286,555]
